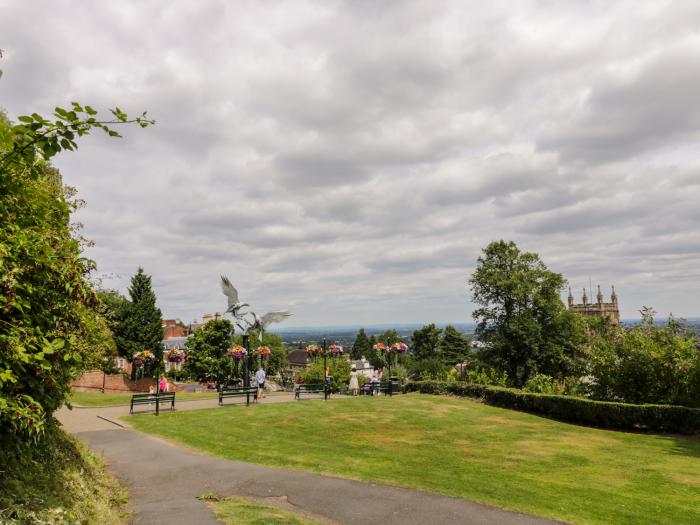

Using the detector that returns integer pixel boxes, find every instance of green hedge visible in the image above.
[404,381,700,434]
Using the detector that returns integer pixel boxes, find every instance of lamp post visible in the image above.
[243,334,250,388]
[372,342,407,396]
[101,357,108,393]
[323,338,329,400]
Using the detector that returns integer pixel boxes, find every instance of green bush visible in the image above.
[523,373,562,394]
[404,381,700,434]
[300,359,350,392]
[462,366,508,387]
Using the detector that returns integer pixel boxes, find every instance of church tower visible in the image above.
[568,284,620,325]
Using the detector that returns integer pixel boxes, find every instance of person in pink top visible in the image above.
[159,374,168,393]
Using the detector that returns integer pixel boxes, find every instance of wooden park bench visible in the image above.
[130,392,176,414]
[361,380,400,396]
[294,383,326,400]
[218,386,258,406]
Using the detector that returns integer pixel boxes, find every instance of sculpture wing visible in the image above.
[260,311,292,328]
[220,275,240,307]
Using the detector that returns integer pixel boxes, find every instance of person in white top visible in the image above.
[255,367,266,399]
[349,366,360,396]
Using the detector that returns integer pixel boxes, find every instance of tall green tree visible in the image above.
[351,328,372,359]
[122,268,163,377]
[439,325,472,365]
[411,324,442,360]
[469,240,585,387]
[184,319,234,384]
[97,289,130,357]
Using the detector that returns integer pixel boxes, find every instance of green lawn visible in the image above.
[69,390,218,406]
[126,394,700,525]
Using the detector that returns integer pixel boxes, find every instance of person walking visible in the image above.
[255,366,266,399]
[349,366,360,396]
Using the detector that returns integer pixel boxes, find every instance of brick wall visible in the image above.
[71,370,182,393]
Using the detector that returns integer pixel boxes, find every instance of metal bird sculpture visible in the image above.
[220,275,249,317]
[220,275,291,340]
[250,311,293,342]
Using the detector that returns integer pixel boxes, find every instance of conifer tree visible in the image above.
[351,328,372,359]
[439,325,472,365]
[122,268,163,377]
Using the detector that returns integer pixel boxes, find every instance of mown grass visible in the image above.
[209,496,322,525]
[0,425,128,524]
[69,390,218,406]
[126,394,700,525]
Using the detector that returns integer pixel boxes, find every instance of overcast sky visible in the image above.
[2,1,699,326]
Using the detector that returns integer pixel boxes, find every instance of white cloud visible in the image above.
[1,0,699,324]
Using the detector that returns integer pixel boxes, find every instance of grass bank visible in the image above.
[126,394,700,525]
[0,424,127,524]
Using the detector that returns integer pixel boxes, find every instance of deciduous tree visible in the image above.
[469,240,585,387]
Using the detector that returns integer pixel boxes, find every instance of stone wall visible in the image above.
[71,370,182,393]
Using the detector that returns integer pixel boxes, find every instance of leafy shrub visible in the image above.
[300,359,350,392]
[585,311,700,407]
[404,381,700,434]
[357,374,371,387]
[523,373,562,394]
[463,366,508,387]
[408,356,449,380]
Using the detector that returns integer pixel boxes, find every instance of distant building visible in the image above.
[287,349,309,370]
[568,285,620,325]
[163,318,190,339]
[350,357,375,379]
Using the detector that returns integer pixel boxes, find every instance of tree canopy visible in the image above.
[469,240,585,387]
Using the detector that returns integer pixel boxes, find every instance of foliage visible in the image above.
[585,310,700,407]
[300,358,351,391]
[439,325,473,365]
[523,373,561,394]
[351,328,372,359]
[469,240,586,386]
[184,319,235,384]
[0,106,151,440]
[462,366,508,387]
[71,305,117,371]
[96,289,131,357]
[121,268,163,377]
[404,381,700,434]
[410,323,442,360]
[408,356,449,381]
[235,330,287,375]
[0,424,127,524]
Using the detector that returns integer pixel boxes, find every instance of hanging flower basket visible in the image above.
[133,350,156,367]
[390,342,408,353]
[328,344,344,356]
[372,342,387,352]
[306,344,323,355]
[254,346,271,359]
[167,348,185,363]
[226,345,247,360]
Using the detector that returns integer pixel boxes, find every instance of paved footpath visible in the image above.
[57,396,562,525]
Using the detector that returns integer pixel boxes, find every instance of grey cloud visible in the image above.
[2,0,700,323]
